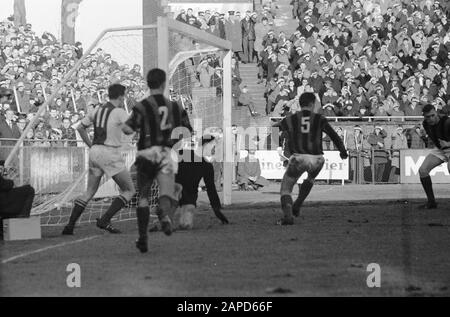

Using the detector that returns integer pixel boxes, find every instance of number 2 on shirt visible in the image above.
[159,107,172,131]
[301,117,310,133]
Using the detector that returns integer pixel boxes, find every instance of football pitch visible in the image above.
[1,184,450,297]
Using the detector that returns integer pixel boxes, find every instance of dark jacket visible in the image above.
[241,17,257,40]
[0,119,21,146]
[0,173,14,193]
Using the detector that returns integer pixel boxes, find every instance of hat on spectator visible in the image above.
[323,103,335,109]
[391,86,400,92]
[411,96,419,102]
[375,126,383,131]
[354,126,363,132]
[228,11,235,15]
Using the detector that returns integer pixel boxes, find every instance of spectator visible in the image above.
[367,126,388,183]
[347,125,369,182]
[0,108,20,146]
[237,149,269,191]
[407,125,428,149]
[389,126,408,183]
[238,85,260,117]
[225,11,244,61]
[197,59,215,88]
[61,117,77,146]
[241,11,257,63]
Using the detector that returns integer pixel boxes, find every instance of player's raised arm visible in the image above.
[323,120,348,160]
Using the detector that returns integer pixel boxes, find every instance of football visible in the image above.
[178,205,195,230]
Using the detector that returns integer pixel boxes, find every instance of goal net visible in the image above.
[4,18,232,227]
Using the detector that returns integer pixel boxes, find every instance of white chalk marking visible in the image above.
[1,235,101,265]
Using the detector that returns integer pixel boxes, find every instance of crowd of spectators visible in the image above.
[265,0,450,118]
[0,17,147,147]
[2,0,450,152]
[170,0,450,120]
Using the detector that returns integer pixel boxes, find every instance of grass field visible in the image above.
[1,188,450,297]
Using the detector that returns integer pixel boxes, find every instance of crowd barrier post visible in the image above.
[13,86,21,113]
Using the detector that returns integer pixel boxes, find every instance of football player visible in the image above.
[277,92,348,225]
[418,104,450,209]
[62,84,136,235]
[122,68,192,253]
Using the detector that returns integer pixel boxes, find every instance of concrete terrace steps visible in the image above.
[231,0,299,128]
[237,62,267,123]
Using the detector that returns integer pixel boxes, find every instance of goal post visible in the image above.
[4,17,233,226]
[156,17,233,206]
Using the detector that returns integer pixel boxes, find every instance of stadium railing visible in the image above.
[270,116,424,123]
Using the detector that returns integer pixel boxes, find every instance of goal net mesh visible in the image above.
[5,23,227,227]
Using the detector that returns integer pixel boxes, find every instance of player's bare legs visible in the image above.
[293,157,325,217]
[279,158,305,225]
[96,169,136,233]
[419,154,444,209]
[157,172,179,236]
[62,169,103,235]
[136,182,153,253]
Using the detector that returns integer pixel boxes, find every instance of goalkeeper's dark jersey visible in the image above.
[423,115,450,149]
[280,110,346,155]
[126,94,193,151]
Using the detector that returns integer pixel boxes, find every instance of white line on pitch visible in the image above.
[1,235,102,265]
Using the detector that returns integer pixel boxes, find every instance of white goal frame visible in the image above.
[5,17,233,205]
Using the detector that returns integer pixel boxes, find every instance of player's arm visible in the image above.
[122,106,141,135]
[77,111,94,148]
[438,119,450,148]
[203,161,229,224]
[323,120,348,159]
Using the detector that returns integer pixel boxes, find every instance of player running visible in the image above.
[277,92,348,225]
[62,84,136,235]
[122,68,192,253]
[418,104,450,209]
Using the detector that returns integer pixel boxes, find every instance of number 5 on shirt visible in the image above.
[301,117,310,134]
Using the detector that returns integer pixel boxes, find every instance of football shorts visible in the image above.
[286,154,325,179]
[136,146,178,175]
[430,148,450,163]
[89,145,126,178]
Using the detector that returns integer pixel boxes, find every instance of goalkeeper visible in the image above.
[175,135,229,229]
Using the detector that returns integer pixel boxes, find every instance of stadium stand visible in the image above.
[0,0,449,185]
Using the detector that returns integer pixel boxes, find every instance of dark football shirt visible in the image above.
[280,110,346,155]
[423,116,450,149]
[126,94,193,151]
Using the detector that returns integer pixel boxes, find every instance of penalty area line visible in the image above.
[1,235,102,265]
